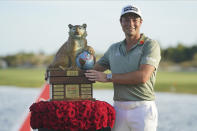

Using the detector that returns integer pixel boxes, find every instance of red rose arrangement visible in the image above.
[30,100,115,131]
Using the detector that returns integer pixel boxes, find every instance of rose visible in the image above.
[30,100,116,130]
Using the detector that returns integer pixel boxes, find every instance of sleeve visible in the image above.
[140,40,161,69]
[97,46,111,70]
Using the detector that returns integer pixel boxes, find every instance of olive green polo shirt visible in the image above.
[97,34,161,101]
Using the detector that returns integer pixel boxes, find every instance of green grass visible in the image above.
[0,68,45,88]
[155,71,197,94]
[0,68,197,94]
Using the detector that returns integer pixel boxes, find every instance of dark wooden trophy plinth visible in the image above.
[46,69,95,101]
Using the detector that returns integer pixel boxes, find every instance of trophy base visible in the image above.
[38,127,111,131]
[47,69,95,101]
[30,100,115,131]
[50,98,96,101]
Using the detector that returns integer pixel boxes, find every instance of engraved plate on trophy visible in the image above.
[66,71,79,76]
[53,95,64,99]
[53,92,64,95]
[81,84,91,88]
[66,84,79,98]
[52,85,65,100]
[81,87,92,95]
[81,94,92,98]
[53,85,64,91]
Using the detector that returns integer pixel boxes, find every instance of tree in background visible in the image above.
[162,43,197,64]
[2,52,53,68]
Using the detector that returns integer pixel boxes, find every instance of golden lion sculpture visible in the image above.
[47,24,95,70]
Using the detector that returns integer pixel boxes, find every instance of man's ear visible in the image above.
[140,18,143,24]
[68,24,73,29]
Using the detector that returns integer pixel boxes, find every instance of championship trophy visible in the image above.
[30,24,115,131]
[46,23,96,101]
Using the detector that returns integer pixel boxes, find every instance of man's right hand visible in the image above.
[85,70,109,82]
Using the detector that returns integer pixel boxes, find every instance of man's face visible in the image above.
[120,13,142,37]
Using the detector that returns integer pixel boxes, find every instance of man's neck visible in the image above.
[125,34,141,50]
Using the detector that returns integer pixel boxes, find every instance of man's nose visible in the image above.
[128,19,135,26]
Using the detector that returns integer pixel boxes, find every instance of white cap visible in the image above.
[121,5,142,19]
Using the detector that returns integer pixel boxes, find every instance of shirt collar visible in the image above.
[120,33,146,55]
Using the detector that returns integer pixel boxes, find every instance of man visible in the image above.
[85,4,161,131]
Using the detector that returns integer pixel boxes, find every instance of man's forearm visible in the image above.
[93,63,108,72]
[86,64,154,84]
[112,71,145,85]
[112,64,155,85]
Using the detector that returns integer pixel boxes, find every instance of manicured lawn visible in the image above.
[155,71,197,94]
[0,68,197,94]
[0,68,46,87]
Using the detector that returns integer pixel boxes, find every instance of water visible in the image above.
[155,92,197,131]
[0,86,197,131]
[0,86,40,131]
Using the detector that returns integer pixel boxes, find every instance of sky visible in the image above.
[0,0,197,56]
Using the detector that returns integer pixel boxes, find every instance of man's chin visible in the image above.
[126,33,135,37]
